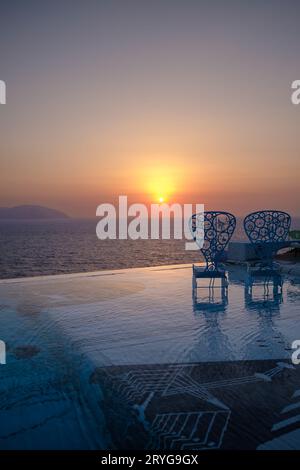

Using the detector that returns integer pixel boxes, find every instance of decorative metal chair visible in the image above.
[244,210,291,268]
[193,284,228,313]
[245,271,283,309]
[244,210,291,296]
[189,211,236,301]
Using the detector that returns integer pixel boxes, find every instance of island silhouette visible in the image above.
[0,205,69,219]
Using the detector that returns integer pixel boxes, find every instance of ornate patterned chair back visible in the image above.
[190,211,236,271]
[244,210,291,265]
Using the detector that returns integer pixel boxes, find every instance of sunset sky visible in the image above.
[0,0,299,217]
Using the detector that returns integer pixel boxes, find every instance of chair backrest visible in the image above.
[244,210,291,263]
[190,211,236,271]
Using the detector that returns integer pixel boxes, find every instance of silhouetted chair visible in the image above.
[244,210,291,268]
[244,210,291,297]
[245,270,283,309]
[190,211,236,300]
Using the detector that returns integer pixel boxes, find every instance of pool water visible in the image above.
[0,264,300,449]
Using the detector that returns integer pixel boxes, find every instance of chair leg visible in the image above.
[192,273,197,299]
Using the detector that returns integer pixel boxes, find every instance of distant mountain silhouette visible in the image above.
[0,205,69,219]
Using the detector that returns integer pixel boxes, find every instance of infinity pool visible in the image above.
[0,264,300,449]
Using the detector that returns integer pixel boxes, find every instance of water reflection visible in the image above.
[191,266,291,360]
[191,272,233,361]
[244,275,283,313]
[243,271,290,358]
[192,271,228,313]
[286,278,300,303]
[245,271,283,312]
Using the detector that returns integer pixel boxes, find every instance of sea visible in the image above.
[0,217,298,279]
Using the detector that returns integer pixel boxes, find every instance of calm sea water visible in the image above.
[0,218,298,279]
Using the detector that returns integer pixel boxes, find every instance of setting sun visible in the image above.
[136,164,182,205]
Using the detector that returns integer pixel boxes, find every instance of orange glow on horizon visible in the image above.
[133,160,189,205]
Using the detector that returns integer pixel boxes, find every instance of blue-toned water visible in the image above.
[1,218,300,449]
[1,217,298,280]
[0,265,300,449]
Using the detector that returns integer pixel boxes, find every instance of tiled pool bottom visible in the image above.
[0,264,300,450]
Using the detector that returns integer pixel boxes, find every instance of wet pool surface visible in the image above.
[0,264,300,449]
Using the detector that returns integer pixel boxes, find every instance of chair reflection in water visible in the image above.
[245,270,283,309]
[190,211,236,308]
[244,210,291,300]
